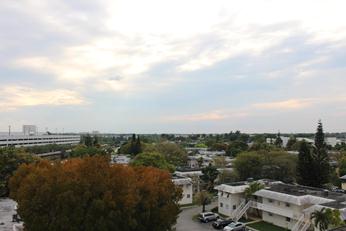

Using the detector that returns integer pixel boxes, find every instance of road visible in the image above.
[176,202,217,231]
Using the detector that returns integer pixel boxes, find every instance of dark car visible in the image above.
[212,219,233,229]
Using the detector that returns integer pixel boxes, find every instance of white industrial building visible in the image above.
[215,180,346,231]
[172,175,193,205]
[0,134,81,147]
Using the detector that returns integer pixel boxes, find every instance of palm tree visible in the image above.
[244,182,264,218]
[311,208,330,231]
[244,182,264,202]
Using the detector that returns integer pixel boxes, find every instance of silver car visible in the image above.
[198,212,219,223]
[223,222,246,231]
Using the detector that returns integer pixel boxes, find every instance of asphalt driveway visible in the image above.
[175,202,218,231]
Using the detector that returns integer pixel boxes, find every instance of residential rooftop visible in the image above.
[267,183,346,202]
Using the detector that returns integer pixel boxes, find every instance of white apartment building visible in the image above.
[0,134,81,147]
[172,175,193,205]
[215,180,346,231]
[111,154,131,164]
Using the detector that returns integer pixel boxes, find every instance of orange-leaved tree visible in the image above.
[9,156,182,231]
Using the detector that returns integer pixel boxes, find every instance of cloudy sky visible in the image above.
[1,0,346,133]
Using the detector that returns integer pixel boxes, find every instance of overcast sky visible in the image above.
[1,0,346,133]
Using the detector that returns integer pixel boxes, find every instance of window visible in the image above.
[227,193,230,198]
[268,199,273,203]
[233,205,236,210]
[286,217,291,222]
[220,203,223,207]
[285,203,290,207]
[268,212,273,216]
[187,194,190,198]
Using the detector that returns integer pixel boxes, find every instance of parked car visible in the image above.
[212,218,233,229]
[223,222,246,231]
[198,212,219,223]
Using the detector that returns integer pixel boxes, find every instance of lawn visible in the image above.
[247,221,289,231]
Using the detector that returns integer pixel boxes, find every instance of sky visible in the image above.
[1,0,346,133]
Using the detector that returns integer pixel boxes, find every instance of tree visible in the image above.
[148,142,188,167]
[70,144,107,158]
[244,182,264,201]
[312,121,330,187]
[131,152,175,172]
[339,157,346,177]
[194,191,212,212]
[227,141,248,157]
[311,208,343,231]
[233,152,263,180]
[296,141,315,186]
[93,135,99,146]
[83,134,93,147]
[274,132,283,148]
[286,136,297,150]
[201,164,219,192]
[0,148,39,197]
[9,156,181,231]
[197,157,204,168]
[312,208,330,231]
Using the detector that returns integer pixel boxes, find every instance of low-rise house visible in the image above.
[215,180,346,231]
[172,175,193,205]
[175,168,203,193]
[111,154,131,164]
[340,175,346,191]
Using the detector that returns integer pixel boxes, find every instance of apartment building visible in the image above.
[172,175,193,205]
[215,180,346,231]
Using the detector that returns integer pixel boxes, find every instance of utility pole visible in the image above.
[8,125,11,136]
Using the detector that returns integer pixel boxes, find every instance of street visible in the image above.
[176,202,217,231]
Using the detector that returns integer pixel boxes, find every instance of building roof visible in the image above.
[330,226,346,231]
[255,183,346,207]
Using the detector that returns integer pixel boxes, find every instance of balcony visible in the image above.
[251,201,300,219]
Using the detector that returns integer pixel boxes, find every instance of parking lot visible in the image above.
[0,198,17,231]
[176,202,253,231]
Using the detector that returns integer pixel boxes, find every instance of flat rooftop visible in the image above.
[267,183,346,202]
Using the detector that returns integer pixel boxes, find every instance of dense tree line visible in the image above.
[233,150,297,183]
[10,157,181,231]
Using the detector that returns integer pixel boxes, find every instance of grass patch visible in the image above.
[247,221,289,231]
[180,203,194,208]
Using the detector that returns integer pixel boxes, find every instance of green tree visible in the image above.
[70,145,107,158]
[10,157,181,231]
[311,208,343,231]
[227,141,248,157]
[274,132,283,148]
[339,157,346,177]
[312,121,330,187]
[147,142,188,167]
[296,141,315,186]
[131,152,175,172]
[244,182,264,201]
[312,208,330,231]
[286,136,297,150]
[194,191,212,212]
[233,152,263,180]
[83,134,93,147]
[201,164,219,192]
[0,148,39,197]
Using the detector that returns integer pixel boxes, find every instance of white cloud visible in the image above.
[0,86,86,111]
